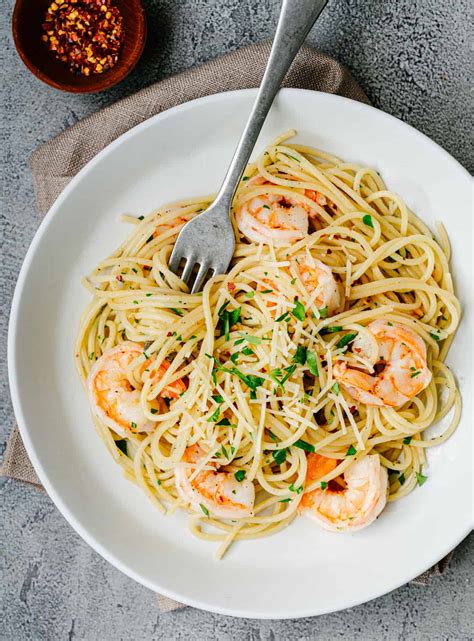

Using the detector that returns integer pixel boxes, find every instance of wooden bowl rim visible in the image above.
[11,0,147,94]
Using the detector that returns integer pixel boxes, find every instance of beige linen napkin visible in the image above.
[1,41,452,611]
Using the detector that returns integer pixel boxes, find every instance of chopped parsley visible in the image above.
[216,418,231,426]
[429,332,440,341]
[150,408,158,415]
[212,394,224,404]
[130,422,137,430]
[292,345,307,365]
[138,215,144,220]
[218,303,241,341]
[283,152,299,162]
[403,436,413,445]
[362,214,374,228]
[336,333,357,350]
[346,444,357,456]
[268,430,278,442]
[320,326,343,335]
[234,470,246,482]
[242,347,254,356]
[319,306,328,319]
[416,472,428,486]
[320,481,328,491]
[331,382,340,395]
[115,440,128,456]
[291,299,305,321]
[170,308,183,316]
[293,439,315,453]
[207,407,221,422]
[276,311,290,322]
[260,289,273,294]
[230,352,239,364]
[289,483,303,494]
[199,503,210,517]
[279,498,292,503]
[146,293,152,297]
[306,351,319,377]
[244,290,255,299]
[269,364,297,389]
[239,332,262,345]
[398,473,406,486]
[272,449,287,465]
[410,370,421,378]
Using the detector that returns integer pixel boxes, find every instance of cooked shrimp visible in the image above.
[153,216,188,238]
[301,454,388,531]
[88,341,186,437]
[304,189,327,207]
[236,192,313,245]
[305,452,339,482]
[333,320,432,408]
[294,255,343,315]
[175,444,255,519]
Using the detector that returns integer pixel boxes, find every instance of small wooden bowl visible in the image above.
[12,0,146,93]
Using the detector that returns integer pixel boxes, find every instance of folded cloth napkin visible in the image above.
[1,41,452,612]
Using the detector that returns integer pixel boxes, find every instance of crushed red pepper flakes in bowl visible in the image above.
[42,0,125,76]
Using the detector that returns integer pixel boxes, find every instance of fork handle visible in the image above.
[214,0,328,210]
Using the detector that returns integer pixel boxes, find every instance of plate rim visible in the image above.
[8,87,473,619]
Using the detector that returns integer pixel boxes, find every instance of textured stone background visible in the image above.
[1,0,472,639]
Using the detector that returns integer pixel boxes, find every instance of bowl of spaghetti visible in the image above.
[9,89,472,618]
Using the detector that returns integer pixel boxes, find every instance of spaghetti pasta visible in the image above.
[75,131,461,558]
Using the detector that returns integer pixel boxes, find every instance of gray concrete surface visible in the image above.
[1,0,472,638]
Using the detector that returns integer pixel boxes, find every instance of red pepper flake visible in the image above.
[227,282,236,292]
[115,274,123,282]
[349,405,357,414]
[42,0,125,76]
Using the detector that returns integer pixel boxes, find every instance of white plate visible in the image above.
[9,89,473,619]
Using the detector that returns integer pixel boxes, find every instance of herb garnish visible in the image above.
[234,470,246,482]
[218,302,241,341]
[200,503,210,517]
[276,311,290,322]
[115,440,128,456]
[346,444,357,456]
[320,481,328,491]
[416,472,428,486]
[336,333,357,350]
[291,299,305,321]
[331,382,340,395]
[320,326,343,335]
[207,407,221,422]
[293,439,315,453]
[403,436,412,445]
[306,351,319,377]
[289,483,303,494]
[362,214,374,228]
[272,449,287,465]
[292,346,307,365]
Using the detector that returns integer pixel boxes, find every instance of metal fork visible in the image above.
[169,0,328,293]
